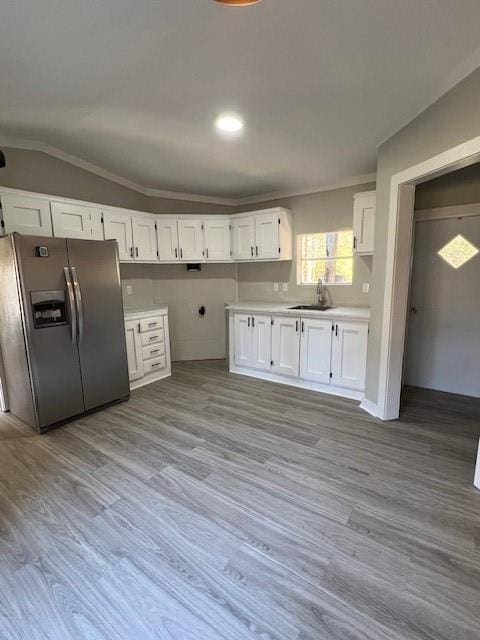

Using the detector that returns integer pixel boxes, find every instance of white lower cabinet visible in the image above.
[230,310,369,400]
[233,313,271,371]
[271,316,300,378]
[299,318,332,384]
[124,309,171,389]
[331,321,368,391]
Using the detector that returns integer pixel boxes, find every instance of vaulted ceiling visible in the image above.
[1,0,480,202]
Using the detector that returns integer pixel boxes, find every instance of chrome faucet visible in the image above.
[316,278,327,306]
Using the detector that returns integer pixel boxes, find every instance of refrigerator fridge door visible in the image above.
[67,238,129,411]
[13,234,85,428]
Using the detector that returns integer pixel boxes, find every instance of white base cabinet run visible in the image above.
[124,308,171,390]
[229,311,369,400]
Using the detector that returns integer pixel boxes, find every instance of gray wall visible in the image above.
[415,162,480,210]
[236,183,375,306]
[367,66,480,405]
[121,264,237,361]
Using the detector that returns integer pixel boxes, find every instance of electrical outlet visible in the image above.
[282,282,289,292]
[273,282,279,292]
[126,285,133,295]
[362,282,370,294]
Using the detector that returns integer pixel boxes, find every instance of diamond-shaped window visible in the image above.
[437,234,479,269]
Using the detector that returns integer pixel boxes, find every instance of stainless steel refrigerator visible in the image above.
[0,233,130,432]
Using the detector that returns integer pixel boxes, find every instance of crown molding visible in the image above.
[233,174,377,206]
[0,135,376,207]
[0,135,237,206]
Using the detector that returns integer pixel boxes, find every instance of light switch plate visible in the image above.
[282,282,289,292]
[126,285,133,295]
[362,282,370,294]
[273,282,279,292]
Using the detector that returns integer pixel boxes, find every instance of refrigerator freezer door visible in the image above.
[12,234,85,428]
[67,239,129,410]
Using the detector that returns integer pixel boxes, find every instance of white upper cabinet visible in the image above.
[132,214,157,262]
[353,191,376,255]
[299,318,332,384]
[271,315,300,378]
[157,218,179,262]
[103,210,134,261]
[331,321,368,391]
[255,211,279,260]
[178,219,204,261]
[231,216,255,260]
[50,201,97,240]
[204,218,231,261]
[1,194,53,237]
[0,189,293,264]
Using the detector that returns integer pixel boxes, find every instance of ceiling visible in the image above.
[1,0,480,204]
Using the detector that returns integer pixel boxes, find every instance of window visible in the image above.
[438,234,478,269]
[297,230,354,285]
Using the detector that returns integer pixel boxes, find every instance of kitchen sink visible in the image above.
[288,304,335,311]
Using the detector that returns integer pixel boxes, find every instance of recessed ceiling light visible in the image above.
[215,113,244,135]
[214,0,262,5]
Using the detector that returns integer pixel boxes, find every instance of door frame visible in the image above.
[374,135,480,422]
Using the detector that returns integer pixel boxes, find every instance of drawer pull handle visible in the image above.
[150,349,160,355]
[151,362,162,368]
[148,322,158,327]
[149,335,159,341]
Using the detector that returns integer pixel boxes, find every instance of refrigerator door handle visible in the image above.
[63,267,77,344]
[70,266,84,344]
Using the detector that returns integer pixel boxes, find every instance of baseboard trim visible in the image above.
[359,397,380,418]
[130,370,171,391]
[230,366,364,401]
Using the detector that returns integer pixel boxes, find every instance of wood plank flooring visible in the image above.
[0,359,479,640]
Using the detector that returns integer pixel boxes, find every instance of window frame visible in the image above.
[296,229,354,286]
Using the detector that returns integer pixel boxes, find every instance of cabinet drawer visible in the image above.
[139,316,164,333]
[142,343,165,361]
[144,355,166,374]
[140,330,164,347]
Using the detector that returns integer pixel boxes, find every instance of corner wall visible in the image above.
[235,183,375,306]
[366,66,480,406]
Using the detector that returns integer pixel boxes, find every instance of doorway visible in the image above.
[404,211,480,397]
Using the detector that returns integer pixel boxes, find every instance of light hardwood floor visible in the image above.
[0,359,479,640]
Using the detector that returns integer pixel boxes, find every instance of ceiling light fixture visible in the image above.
[214,0,262,6]
[215,113,244,135]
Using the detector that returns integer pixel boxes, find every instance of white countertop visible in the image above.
[226,301,370,321]
[124,304,168,317]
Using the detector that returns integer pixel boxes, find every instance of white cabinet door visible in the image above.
[157,218,179,262]
[233,314,252,367]
[204,219,231,261]
[125,319,144,382]
[353,193,376,254]
[132,215,157,262]
[178,219,204,261]
[103,211,134,261]
[1,195,53,236]
[251,314,272,371]
[331,321,368,390]
[271,316,300,377]
[255,211,279,260]
[231,216,255,260]
[299,318,333,384]
[50,201,94,240]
